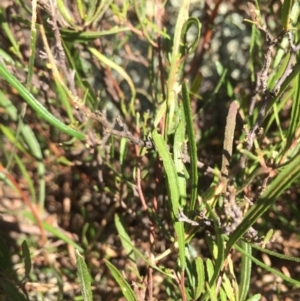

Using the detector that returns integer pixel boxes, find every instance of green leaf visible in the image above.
[174,221,186,271]
[235,243,300,287]
[57,0,76,27]
[262,229,274,247]
[281,0,292,30]
[245,294,262,301]
[105,259,137,301]
[219,287,227,301]
[194,257,205,299]
[75,0,86,20]
[221,274,235,301]
[84,0,113,26]
[75,250,93,301]
[173,103,187,207]
[238,241,252,301]
[190,72,202,97]
[0,8,22,59]
[60,26,130,41]
[181,17,201,55]
[289,1,300,26]
[152,130,180,216]
[272,38,289,70]
[205,258,214,282]
[286,72,300,152]
[204,259,217,301]
[21,241,31,277]
[251,243,300,263]
[152,129,186,270]
[0,62,85,140]
[182,81,198,211]
[165,0,192,133]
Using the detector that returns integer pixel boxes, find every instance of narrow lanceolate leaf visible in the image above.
[245,294,262,301]
[174,221,186,271]
[21,240,32,277]
[226,153,300,255]
[281,0,292,30]
[75,250,93,301]
[204,259,217,301]
[56,0,76,26]
[286,74,300,152]
[105,260,137,301]
[289,2,300,27]
[0,62,85,140]
[235,243,300,287]
[173,103,187,207]
[205,258,214,282]
[152,129,186,270]
[238,241,252,301]
[222,274,235,301]
[165,0,192,132]
[251,243,300,263]
[194,257,205,299]
[152,130,181,216]
[182,81,198,211]
[181,17,201,55]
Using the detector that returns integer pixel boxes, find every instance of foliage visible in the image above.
[0,0,300,300]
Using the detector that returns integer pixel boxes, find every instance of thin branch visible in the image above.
[239,28,298,169]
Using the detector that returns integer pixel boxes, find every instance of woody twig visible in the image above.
[240,26,300,169]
